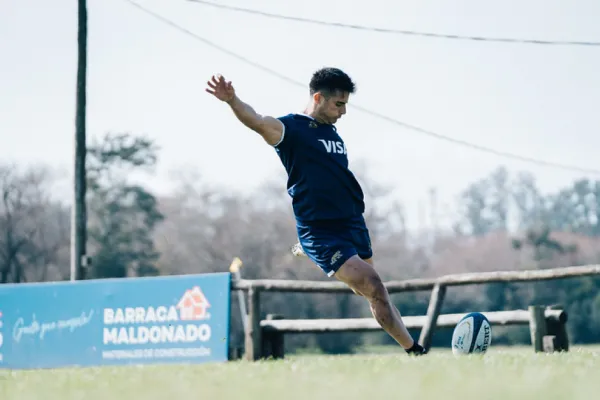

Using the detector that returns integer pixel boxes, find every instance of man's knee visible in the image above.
[360,272,386,300]
[335,256,387,300]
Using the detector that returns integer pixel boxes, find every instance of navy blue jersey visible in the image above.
[273,113,365,222]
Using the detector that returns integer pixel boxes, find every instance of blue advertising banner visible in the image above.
[0,272,231,369]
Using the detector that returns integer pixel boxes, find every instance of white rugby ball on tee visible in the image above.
[451,312,492,355]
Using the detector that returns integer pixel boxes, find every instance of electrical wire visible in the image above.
[187,0,600,47]
[122,0,600,175]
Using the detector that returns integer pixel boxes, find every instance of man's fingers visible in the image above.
[206,74,231,98]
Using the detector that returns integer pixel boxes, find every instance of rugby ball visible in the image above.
[451,312,492,355]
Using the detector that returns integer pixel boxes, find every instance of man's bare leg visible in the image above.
[291,243,424,354]
[361,258,406,324]
[334,255,417,350]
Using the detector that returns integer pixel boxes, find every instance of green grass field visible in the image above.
[2,345,600,400]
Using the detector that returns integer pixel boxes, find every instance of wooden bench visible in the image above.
[259,306,569,359]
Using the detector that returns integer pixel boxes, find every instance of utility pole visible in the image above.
[429,187,438,239]
[71,0,88,281]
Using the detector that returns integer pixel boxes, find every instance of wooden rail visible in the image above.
[232,264,600,293]
[258,307,568,359]
[232,277,436,293]
[233,264,600,361]
[260,309,567,333]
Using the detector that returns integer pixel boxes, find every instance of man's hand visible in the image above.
[206,74,235,103]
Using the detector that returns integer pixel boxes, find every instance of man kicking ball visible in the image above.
[205,67,426,356]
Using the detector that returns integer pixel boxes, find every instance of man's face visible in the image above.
[314,91,349,124]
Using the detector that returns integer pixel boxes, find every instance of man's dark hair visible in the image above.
[309,67,356,97]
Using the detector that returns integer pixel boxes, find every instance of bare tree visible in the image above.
[0,164,70,283]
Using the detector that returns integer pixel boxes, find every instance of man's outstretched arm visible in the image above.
[206,74,283,146]
[226,95,284,146]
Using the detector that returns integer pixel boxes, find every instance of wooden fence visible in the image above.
[231,264,600,361]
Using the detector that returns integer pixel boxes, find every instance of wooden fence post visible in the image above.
[418,283,447,350]
[528,305,547,352]
[262,314,285,360]
[229,257,247,360]
[543,305,569,352]
[244,288,262,361]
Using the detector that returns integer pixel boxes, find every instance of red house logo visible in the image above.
[176,287,211,321]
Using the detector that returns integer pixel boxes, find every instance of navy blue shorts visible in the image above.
[296,215,373,277]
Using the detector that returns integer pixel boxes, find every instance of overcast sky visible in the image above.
[2,0,599,231]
